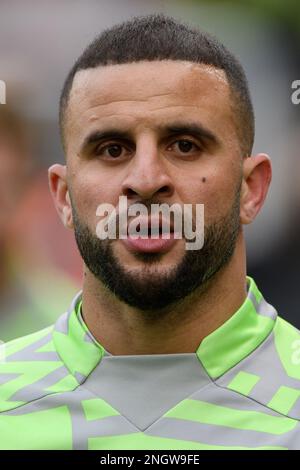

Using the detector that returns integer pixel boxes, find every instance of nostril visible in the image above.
[122,187,138,198]
[160,185,172,195]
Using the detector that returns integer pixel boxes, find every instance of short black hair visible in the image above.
[60,13,254,156]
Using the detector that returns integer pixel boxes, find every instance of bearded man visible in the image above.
[0,14,299,450]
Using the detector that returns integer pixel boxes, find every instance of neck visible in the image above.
[81,234,247,355]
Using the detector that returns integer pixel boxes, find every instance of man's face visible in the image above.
[63,61,243,311]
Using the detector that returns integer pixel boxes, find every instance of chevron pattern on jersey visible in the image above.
[0,276,299,449]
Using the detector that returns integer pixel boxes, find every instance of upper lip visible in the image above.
[126,216,174,236]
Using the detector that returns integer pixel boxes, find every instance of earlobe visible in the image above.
[64,190,74,229]
[62,201,74,229]
[48,164,74,230]
[240,153,272,225]
[239,179,251,224]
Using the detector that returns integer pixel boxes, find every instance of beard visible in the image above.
[71,185,242,313]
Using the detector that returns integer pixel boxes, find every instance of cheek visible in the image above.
[70,171,119,227]
[179,169,238,223]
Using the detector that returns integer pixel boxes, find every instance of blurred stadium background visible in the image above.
[0,0,299,340]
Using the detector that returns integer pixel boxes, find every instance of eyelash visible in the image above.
[93,139,202,159]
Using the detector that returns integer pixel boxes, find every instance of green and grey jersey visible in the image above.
[1,276,300,450]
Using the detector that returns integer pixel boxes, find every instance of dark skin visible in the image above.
[49,61,271,355]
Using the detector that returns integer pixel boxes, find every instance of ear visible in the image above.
[48,164,74,229]
[240,153,272,225]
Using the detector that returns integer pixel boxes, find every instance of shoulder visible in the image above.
[218,315,300,421]
[273,315,300,381]
[0,323,77,413]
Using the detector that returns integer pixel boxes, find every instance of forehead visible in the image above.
[66,60,234,148]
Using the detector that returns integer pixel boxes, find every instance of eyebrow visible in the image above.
[79,121,219,154]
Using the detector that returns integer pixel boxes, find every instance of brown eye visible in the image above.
[106,144,123,158]
[177,140,194,153]
[95,144,124,159]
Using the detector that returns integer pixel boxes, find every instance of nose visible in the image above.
[120,137,174,201]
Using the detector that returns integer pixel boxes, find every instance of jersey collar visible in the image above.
[52,292,104,383]
[196,276,277,378]
[53,276,277,382]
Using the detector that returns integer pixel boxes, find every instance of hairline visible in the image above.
[60,60,248,157]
